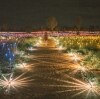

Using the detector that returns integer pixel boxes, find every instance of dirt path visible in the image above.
[0,47,99,99]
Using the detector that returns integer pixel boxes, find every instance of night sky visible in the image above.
[0,0,100,27]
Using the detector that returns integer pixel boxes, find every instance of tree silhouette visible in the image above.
[75,16,82,35]
[46,16,58,31]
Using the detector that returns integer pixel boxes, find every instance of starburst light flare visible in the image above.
[0,73,33,93]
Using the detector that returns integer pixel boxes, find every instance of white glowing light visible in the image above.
[54,39,59,45]
[67,52,82,62]
[71,54,80,62]
[15,63,34,71]
[67,52,75,56]
[16,63,27,68]
[27,47,37,51]
[0,73,33,93]
[35,40,42,47]
[77,65,86,72]
[15,50,25,56]
[39,74,100,98]
[58,46,65,50]
[21,55,34,59]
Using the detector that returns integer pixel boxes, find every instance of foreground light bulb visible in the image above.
[0,73,33,93]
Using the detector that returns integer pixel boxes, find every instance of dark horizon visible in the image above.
[0,0,100,28]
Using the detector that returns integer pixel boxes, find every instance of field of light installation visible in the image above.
[0,34,100,99]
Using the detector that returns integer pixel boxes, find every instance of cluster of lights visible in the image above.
[42,37,99,98]
[0,36,99,98]
[0,41,34,94]
[58,36,100,50]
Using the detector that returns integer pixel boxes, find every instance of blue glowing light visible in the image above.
[0,42,17,64]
